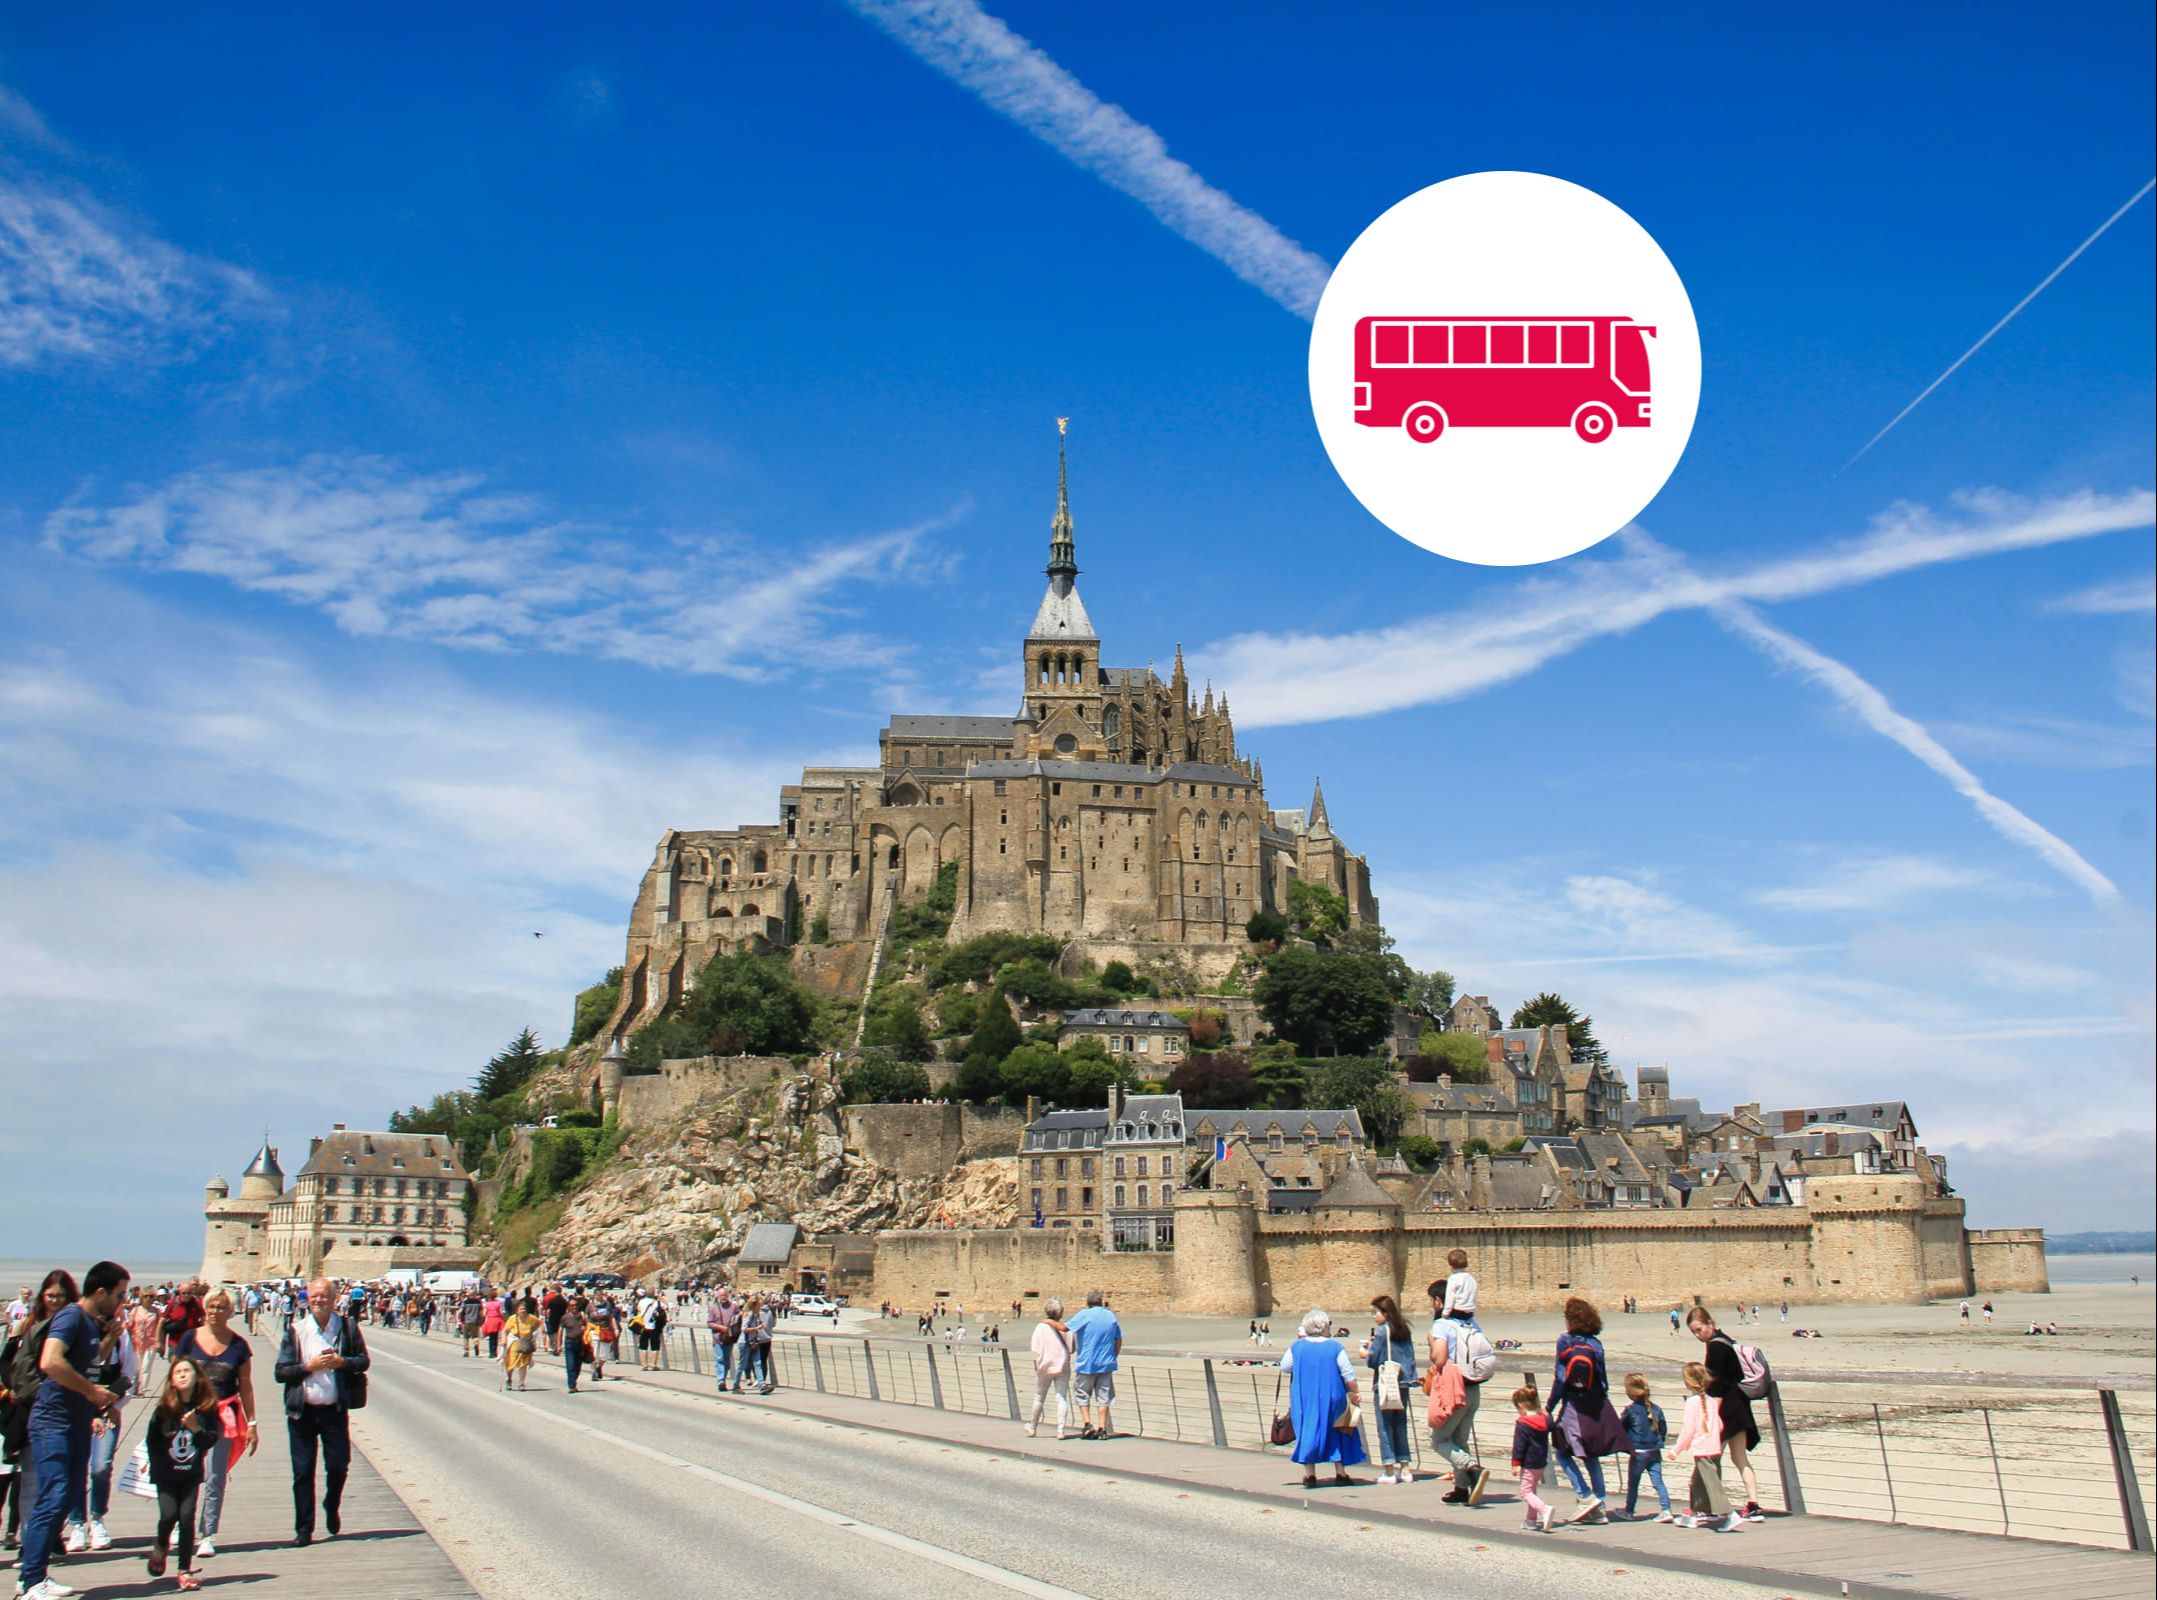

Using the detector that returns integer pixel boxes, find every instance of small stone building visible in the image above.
[1059,1007,1190,1064]
[1021,1108,1108,1229]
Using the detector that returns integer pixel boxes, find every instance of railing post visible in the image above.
[2100,1388,2153,1552]
[1872,1403,1897,1523]
[810,1335,827,1394]
[1202,1359,1229,1449]
[926,1345,947,1411]
[1981,1408,2008,1534]
[1765,1382,1806,1516]
[863,1338,881,1402]
[1000,1346,1021,1421]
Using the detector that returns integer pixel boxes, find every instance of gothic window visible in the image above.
[1039,654,1051,685]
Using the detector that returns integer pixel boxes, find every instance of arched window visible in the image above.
[718,857,733,877]
[752,850,768,874]
[1039,653,1051,685]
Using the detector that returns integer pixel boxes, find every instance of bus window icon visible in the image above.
[1353,316,1655,443]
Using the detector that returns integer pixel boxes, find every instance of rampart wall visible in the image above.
[1967,1228,2052,1294]
[615,1055,795,1128]
[841,1103,1027,1180]
[866,1227,1180,1311]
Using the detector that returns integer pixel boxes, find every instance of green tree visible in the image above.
[1403,1032,1491,1084]
[1395,1134,1442,1172]
[1286,881,1349,947]
[1099,960,1138,995]
[1167,1051,1256,1109]
[1509,991,1608,1064]
[1253,948,1394,1057]
[1244,909,1288,946]
[862,992,933,1062]
[568,968,624,1048]
[676,949,817,1055]
[474,1027,546,1100]
[942,1053,1004,1104]
[1403,967,1457,1024]
[935,991,978,1038]
[1062,1042,1133,1107]
[964,989,1023,1071]
[1249,1044,1307,1110]
[1308,1057,1413,1146]
[842,1059,935,1103]
[997,1043,1072,1107]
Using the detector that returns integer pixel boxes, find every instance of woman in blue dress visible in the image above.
[1278,1308,1367,1487]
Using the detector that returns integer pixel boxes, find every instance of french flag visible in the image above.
[1213,1136,1228,1163]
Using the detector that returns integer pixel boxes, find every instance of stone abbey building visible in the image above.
[608,429,1378,1032]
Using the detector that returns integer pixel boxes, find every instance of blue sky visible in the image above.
[2,2,2150,1260]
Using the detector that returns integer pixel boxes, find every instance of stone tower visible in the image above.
[238,1136,284,1201]
[1020,421,1108,759]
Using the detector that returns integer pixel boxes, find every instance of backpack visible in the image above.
[1454,1323,1499,1385]
[1558,1344,1600,1397]
[1729,1337,1772,1399]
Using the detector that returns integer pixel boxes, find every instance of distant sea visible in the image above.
[0,1256,200,1292]
[2049,1252,2155,1286]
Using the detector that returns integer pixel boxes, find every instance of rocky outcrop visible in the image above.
[496,1068,1016,1282]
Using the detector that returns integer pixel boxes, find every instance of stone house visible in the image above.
[1446,994,1503,1036]
[1058,1007,1190,1064]
[1020,1108,1107,1230]
[1486,1027,1566,1135]
[1186,1108,1369,1161]
[1103,1090,1187,1250]
[1408,1077,1522,1150]
[1769,1101,1919,1170]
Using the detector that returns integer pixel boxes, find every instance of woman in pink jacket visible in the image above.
[1025,1298,1074,1439]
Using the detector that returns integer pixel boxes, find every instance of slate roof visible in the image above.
[243,1139,283,1179]
[1188,1109,1367,1142]
[884,715,1015,740]
[1022,1109,1111,1151]
[1483,1157,1561,1210]
[1317,1161,1400,1210]
[1412,1082,1516,1114]
[1063,1008,1189,1031]
[297,1130,469,1182]
[1772,1102,1915,1137]
[1028,579,1098,640]
[738,1222,800,1265]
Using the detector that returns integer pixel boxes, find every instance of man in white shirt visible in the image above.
[272,1278,370,1546]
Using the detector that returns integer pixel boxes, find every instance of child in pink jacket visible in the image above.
[1668,1360,1738,1530]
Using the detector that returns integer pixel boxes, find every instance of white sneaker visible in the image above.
[26,1581,82,1599]
[196,1536,216,1558]
[59,1523,86,1555]
[1717,1511,1743,1533]
[1654,1510,1677,1523]
[85,1520,111,1552]
[1376,1471,1396,1484]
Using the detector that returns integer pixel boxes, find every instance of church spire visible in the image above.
[1047,417,1077,580]
[1309,776,1332,836]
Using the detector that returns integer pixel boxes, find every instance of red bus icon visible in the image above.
[1353,315,1655,443]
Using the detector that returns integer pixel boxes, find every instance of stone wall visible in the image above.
[1919,1201,1976,1299]
[865,1226,1180,1311]
[615,1055,796,1128]
[841,1103,1027,1181]
[1968,1228,2051,1294]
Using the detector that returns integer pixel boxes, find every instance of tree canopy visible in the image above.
[1286,881,1349,947]
[474,1027,545,1100]
[1307,1057,1414,1147]
[1167,1051,1257,1109]
[1509,991,1607,1064]
[1253,947,1395,1057]
[1403,1032,1491,1083]
[645,949,817,1059]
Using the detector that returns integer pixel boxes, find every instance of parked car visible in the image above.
[786,1294,840,1319]
[565,1271,626,1289]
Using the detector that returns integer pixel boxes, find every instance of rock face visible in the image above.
[498,1070,1017,1282]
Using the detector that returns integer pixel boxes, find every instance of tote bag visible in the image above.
[116,1440,157,1501]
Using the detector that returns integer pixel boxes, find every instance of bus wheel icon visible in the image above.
[1572,401,1616,443]
[1405,403,1447,443]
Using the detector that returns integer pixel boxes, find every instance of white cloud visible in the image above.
[1756,854,1995,913]
[43,453,964,680]
[0,84,68,152]
[844,0,1331,318]
[1202,487,2154,728]
[2044,573,2156,615]
[1931,712,2155,770]
[0,165,267,368]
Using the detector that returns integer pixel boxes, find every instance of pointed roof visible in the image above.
[1047,418,1077,580]
[1317,1158,1399,1210]
[1309,777,1332,835]
[1028,581,1097,640]
[243,1137,282,1180]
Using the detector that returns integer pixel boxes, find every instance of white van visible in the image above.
[423,1270,484,1294]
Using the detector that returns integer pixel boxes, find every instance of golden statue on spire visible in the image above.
[1056,416,1069,436]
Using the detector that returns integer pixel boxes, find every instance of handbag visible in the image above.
[1334,1400,1362,1433]
[216,1395,248,1469]
[1267,1374,1295,1447]
[116,1439,156,1501]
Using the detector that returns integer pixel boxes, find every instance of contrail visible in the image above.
[1843,177,2156,470]
[1617,528,2119,905]
[842,0,1332,318]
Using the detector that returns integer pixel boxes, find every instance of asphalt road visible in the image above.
[356,1332,1789,1600]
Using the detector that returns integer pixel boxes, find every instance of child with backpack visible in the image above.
[1619,1372,1673,1520]
[1668,1360,1739,1531]
[1508,1376,1554,1533]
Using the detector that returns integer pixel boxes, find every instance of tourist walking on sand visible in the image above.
[1066,1289,1122,1440]
[1024,1298,1074,1439]
[1619,1372,1673,1521]
[1686,1306,1764,1520]
[145,1355,218,1589]
[1669,1360,1739,1531]
[501,1297,541,1392]
[1279,1308,1366,1489]
[273,1277,370,1547]
[1547,1296,1626,1524]
[1363,1295,1418,1484]
[174,1287,257,1557]
[16,1261,130,1600]
[1509,1376,1555,1533]
[1424,1321,1485,1503]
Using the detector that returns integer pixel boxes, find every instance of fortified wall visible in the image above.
[860,1173,2047,1314]
[841,1103,1027,1181]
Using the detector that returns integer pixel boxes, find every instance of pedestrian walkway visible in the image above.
[613,1360,2152,1600]
[3,1399,474,1599]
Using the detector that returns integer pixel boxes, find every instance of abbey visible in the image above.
[608,428,1377,1031]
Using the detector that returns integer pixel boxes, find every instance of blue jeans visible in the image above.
[19,1421,89,1588]
[565,1342,586,1391]
[1556,1446,1607,1502]
[198,1436,233,1534]
[86,1419,120,1520]
[1626,1449,1671,1514]
[1375,1406,1412,1466]
[714,1340,735,1390]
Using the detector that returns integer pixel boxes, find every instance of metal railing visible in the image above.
[397,1317,2157,1553]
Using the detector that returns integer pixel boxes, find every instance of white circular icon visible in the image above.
[1309,171,1701,566]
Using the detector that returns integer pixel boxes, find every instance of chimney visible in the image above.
[1107,1083,1123,1122]
[309,1137,323,1157]
[332,1123,346,1132]
[1025,1095,1039,1125]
